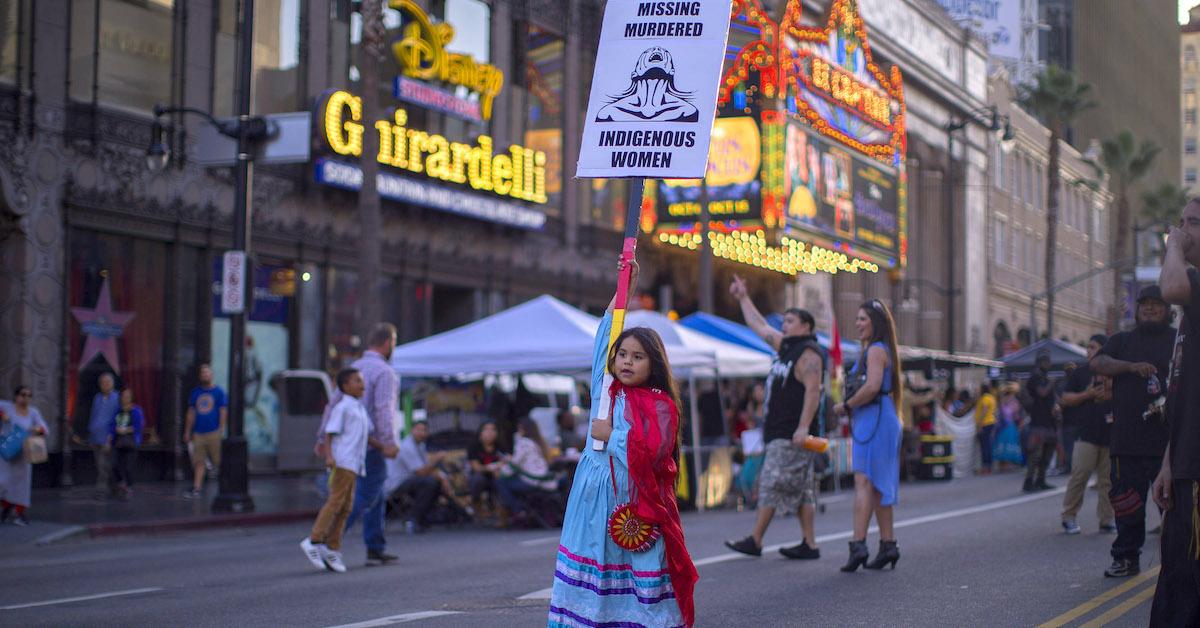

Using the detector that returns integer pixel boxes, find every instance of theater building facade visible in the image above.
[638,0,994,357]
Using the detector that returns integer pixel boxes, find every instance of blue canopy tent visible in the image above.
[678,311,861,364]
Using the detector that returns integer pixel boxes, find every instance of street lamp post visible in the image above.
[146,0,275,513]
[945,106,1013,355]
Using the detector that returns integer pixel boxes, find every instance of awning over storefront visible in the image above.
[899,347,1004,373]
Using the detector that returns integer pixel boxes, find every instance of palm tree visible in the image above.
[358,0,385,332]
[1139,182,1190,259]
[1018,65,1095,338]
[1100,131,1159,331]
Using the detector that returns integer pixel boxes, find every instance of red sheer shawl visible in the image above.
[610,381,698,627]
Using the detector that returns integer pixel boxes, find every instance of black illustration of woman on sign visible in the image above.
[595,47,699,123]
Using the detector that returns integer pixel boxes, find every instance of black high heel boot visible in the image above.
[839,540,869,572]
[864,540,900,570]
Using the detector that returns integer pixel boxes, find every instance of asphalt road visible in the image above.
[0,471,1163,627]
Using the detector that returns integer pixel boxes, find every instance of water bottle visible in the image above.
[1147,373,1161,396]
[802,436,830,453]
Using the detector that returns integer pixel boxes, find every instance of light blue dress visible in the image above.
[548,312,684,628]
[849,342,902,507]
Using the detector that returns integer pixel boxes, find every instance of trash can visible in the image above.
[918,434,953,481]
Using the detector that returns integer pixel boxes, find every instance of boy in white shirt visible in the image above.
[301,368,372,573]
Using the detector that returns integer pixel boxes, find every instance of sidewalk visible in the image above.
[3,474,327,546]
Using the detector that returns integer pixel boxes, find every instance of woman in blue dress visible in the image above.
[833,299,904,572]
[549,260,697,628]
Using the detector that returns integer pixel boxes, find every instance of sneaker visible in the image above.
[1035,481,1056,491]
[780,541,821,560]
[182,488,202,499]
[1062,520,1081,535]
[1104,558,1140,578]
[0,505,11,523]
[12,515,28,527]
[1100,523,1117,534]
[724,535,762,557]
[1022,479,1037,493]
[300,538,326,570]
[367,549,399,564]
[322,549,347,573]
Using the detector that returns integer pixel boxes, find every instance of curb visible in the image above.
[84,509,319,538]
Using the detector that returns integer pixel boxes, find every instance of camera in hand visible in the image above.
[843,370,867,404]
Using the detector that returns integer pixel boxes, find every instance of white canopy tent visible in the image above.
[623,310,772,378]
[388,296,731,510]
[389,295,717,376]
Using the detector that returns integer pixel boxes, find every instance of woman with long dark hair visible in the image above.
[497,417,558,522]
[833,299,904,572]
[467,420,507,515]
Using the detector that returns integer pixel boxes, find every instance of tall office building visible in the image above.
[1041,0,1180,189]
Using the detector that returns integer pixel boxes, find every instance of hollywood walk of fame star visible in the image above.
[70,277,136,374]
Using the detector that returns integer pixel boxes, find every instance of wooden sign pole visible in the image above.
[593,178,646,452]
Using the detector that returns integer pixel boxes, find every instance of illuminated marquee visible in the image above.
[651,0,907,274]
[390,0,504,121]
[320,90,547,205]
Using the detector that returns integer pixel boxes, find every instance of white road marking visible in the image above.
[518,587,554,600]
[1,587,163,610]
[519,486,1067,599]
[324,610,464,627]
[695,486,1067,567]
[519,534,562,547]
[33,525,87,546]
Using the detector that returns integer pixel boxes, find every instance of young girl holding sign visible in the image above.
[548,260,697,628]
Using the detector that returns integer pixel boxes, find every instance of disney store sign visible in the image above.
[390,0,504,121]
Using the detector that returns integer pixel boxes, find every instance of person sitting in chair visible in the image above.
[390,421,471,532]
[498,417,559,526]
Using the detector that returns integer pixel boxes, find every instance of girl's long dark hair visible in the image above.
[606,327,683,415]
[517,416,551,462]
[473,419,507,454]
[860,299,904,408]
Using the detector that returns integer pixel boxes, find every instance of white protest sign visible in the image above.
[576,0,732,179]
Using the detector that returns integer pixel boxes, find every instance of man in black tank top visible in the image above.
[724,275,827,559]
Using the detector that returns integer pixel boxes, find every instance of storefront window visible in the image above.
[67,230,168,446]
[523,24,564,217]
[210,257,295,456]
[69,0,173,113]
[213,0,302,117]
[325,267,360,373]
[0,0,27,85]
